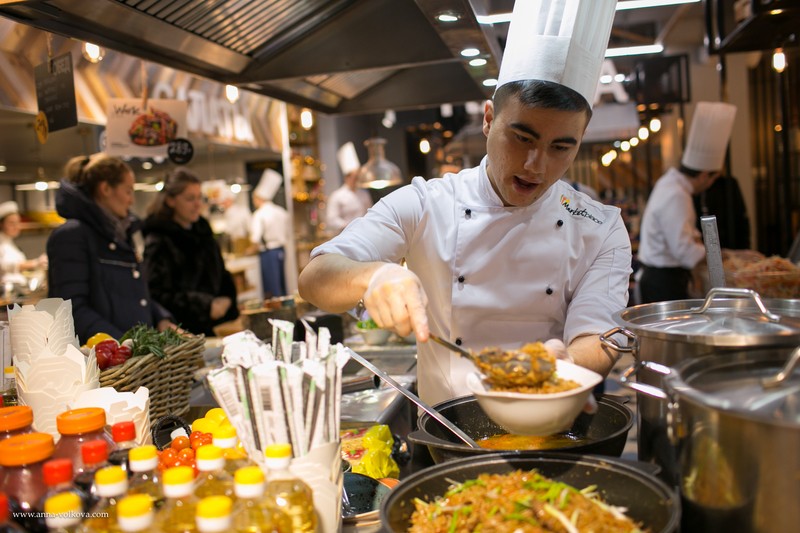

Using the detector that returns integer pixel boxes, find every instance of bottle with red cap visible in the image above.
[0,406,34,442]
[37,459,88,514]
[52,408,116,475]
[72,440,110,509]
[0,492,25,532]
[108,421,137,473]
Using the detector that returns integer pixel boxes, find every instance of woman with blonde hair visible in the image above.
[47,154,174,343]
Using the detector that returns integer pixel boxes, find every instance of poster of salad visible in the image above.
[106,98,187,157]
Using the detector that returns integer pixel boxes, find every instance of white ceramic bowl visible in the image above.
[357,327,392,346]
[465,359,603,436]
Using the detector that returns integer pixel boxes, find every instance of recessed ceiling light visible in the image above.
[482,78,498,87]
[460,48,480,57]
[469,58,487,67]
[436,12,459,23]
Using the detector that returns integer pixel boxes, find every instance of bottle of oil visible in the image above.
[263,444,317,533]
[38,458,89,513]
[231,466,292,533]
[153,466,199,533]
[1,367,17,407]
[76,465,128,532]
[107,422,137,474]
[43,492,83,532]
[193,445,233,500]
[115,494,154,533]
[211,425,251,476]
[126,445,163,509]
[73,440,110,508]
[195,496,233,533]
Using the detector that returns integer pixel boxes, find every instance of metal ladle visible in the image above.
[345,348,479,448]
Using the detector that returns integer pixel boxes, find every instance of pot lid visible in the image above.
[671,349,800,424]
[616,288,800,346]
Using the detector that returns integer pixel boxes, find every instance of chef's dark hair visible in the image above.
[147,167,201,220]
[64,154,133,199]
[493,80,592,121]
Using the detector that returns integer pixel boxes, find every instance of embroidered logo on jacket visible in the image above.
[560,195,603,224]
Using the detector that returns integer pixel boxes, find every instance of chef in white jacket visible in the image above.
[0,201,47,286]
[326,142,373,235]
[299,0,631,406]
[250,169,290,298]
[638,102,737,303]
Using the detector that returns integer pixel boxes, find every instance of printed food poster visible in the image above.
[106,98,187,157]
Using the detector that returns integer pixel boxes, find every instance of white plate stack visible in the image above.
[8,298,100,439]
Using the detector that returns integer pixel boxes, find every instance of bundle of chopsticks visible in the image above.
[205,319,349,461]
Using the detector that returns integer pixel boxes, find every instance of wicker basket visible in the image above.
[98,335,206,420]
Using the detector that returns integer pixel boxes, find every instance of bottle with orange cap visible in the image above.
[0,406,33,442]
[37,459,89,514]
[232,466,291,533]
[76,465,128,533]
[44,492,83,532]
[115,494,154,533]
[0,432,55,531]
[126,445,163,509]
[153,466,199,533]
[73,440,111,502]
[193,445,234,499]
[52,408,117,475]
[108,422,137,474]
[263,444,316,533]
[195,496,233,533]
[0,492,25,532]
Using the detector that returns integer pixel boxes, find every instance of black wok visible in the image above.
[381,452,680,532]
[407,394,633,463]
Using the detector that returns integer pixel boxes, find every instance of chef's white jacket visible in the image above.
[326,185,373,234]
[250,201,290,251]
[0,233,28,284]
[638,167,705,270]
[313,157,632,405]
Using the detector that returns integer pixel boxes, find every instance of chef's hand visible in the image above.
[364,263,429,341]
[543,339,598,415]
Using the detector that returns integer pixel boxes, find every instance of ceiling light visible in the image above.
[382,109,396,129]
[482,78,498,87]
[620,141,631,152]
[225,84,240,104]
[142,161,153,170]
[358,138,402,190]
[614,73,626,82]
[613,141,622,148]
[638,126,650,140]
[419,138,431,154]
[230,183,242,194]
[436,12,460,23]
[600,75,613,84]
[155,181,164,191]
[82,42,105,63]
[35,181,48,191]
[300,108,314,130]
[649,118,662,132]
[773,48,786,73]
[605,44,664,58]
[469,58,487,67]
[0,165,6,172]
[629,137,640,146]
[460,48,480,57]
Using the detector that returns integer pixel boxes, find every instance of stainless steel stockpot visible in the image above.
[600,288,800,477]
[621,348,800,533]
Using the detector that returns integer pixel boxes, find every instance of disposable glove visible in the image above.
[363,263,429,341]
[543,338,598,414]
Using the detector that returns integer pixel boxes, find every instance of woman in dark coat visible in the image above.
[47,154,174,344]
[143,168,239,336]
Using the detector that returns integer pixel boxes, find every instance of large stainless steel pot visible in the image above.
[600,288,800,478]
[621,348,800,533]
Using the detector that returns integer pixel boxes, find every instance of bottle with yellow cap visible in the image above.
[44,492,82,532]
[232,466,291,533]
[153,466,199,533]
[195,496,232,533]
[126,445,164,508]
[211,424,251,476]
[193,445,233,500]
[115,494,154,533]
[263,444,316,533]
[2,367,17,407]
[76,465,128,532]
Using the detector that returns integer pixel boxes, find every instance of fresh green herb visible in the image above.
[503,512,539,526]
[356,318,379,330]
[120,323,187,358]
[445,479,486,496]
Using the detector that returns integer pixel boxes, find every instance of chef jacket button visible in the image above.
[465,208,471,218]
[556,220,564,227]
[546,287,553,295]
[109,242,117,250]
[455,338,463,346]
[133,270,141,279]
[457,275,465,283]
[139,299,147,307]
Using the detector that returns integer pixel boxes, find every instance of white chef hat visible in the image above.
[0,201,19,221]
[497,0,618,107]
[337,142,361,176]
[681,102,737,172]
[253,169,283,201]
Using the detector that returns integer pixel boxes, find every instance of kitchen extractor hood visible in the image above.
[0,0,501,115]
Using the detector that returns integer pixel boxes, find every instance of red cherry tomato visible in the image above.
[178,448,195,462]
[171,436,190,451]
[161,448,178,467]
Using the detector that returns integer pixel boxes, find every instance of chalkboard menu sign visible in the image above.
[34,52,78,134]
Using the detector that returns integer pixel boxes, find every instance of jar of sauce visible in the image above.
[0,432,55,515]
[52,407,116,474]
[0,406,34,441]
